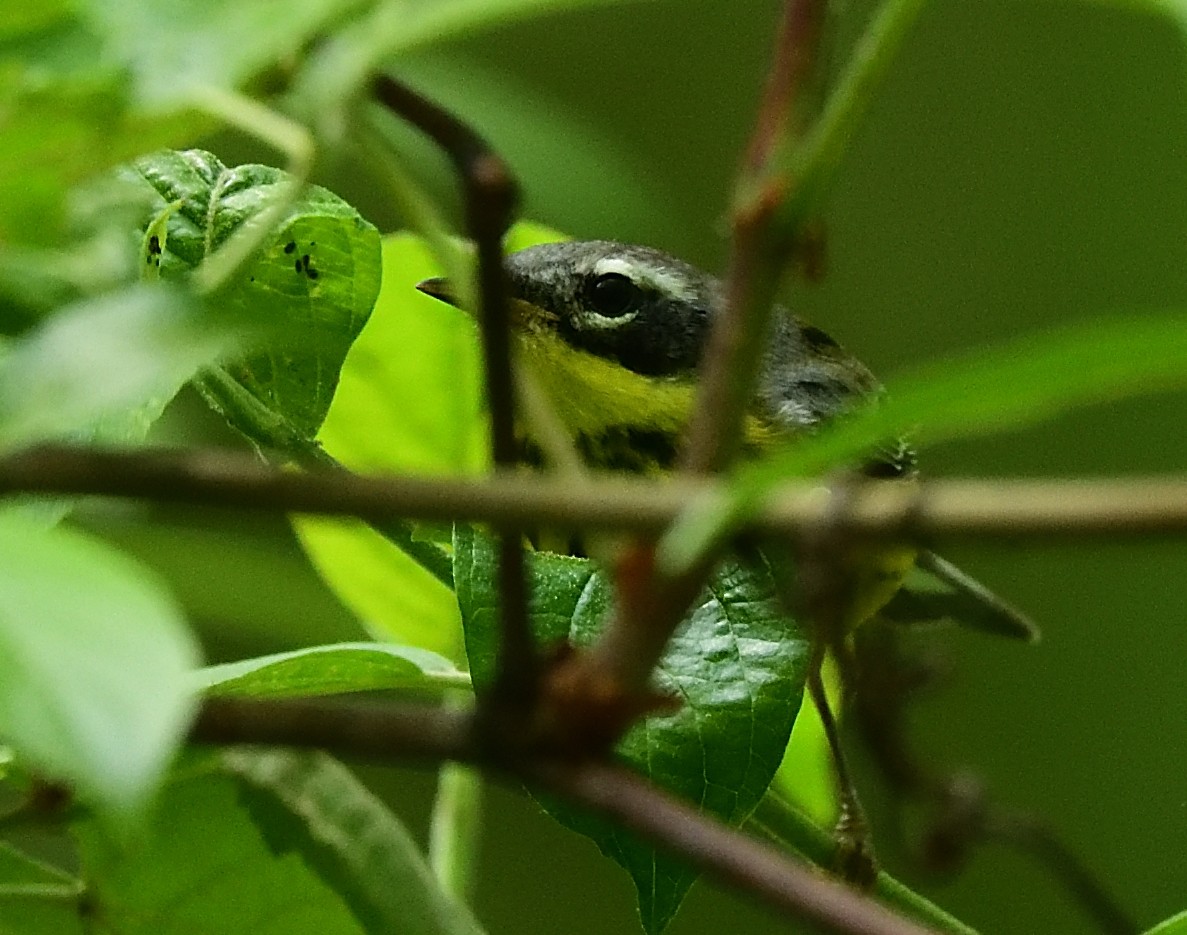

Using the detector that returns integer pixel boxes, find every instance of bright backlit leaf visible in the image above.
[0,515,199,816]
[195,642,469,698]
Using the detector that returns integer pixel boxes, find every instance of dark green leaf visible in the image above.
[663,314,1187,572]
[129,148,382,440]
[0,515,199,816]
[195,642,469,698]
[453,528,810,934]
[224,749,486,935]
[0,842,84,935]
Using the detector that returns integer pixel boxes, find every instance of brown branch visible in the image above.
[5,445,1187,541]
[191,696,938,935]
[568,0,832,737]
[682,0,828,474]
[371,74,536,713]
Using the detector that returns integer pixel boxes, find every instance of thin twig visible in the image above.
[190,696,938,935]
[984,807,1136,935]
[5,445,1187,541]
[371,74,537,712]
[682,0,828,475]
[573,0,833,726]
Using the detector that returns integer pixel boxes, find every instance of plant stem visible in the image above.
[751,794,979,935]
[428,762,484,905]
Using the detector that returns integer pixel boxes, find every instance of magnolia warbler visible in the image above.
[418,240,1037,642]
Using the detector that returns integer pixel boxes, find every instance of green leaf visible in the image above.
[453,528,810,934]
[129,148,382,440]
[0,515,200,816]
[0,842,84,935]
[0,19,204,247]
[293,224,561,660]
[1144,912,1187,935]
[662,313,1187,573]
[771,664,838,827]
[73,755,368,935]
[0,283,236,453]
[291,0,644,120]
[224,749,487,935]
[83,0,364,111]
[195,642,469,698]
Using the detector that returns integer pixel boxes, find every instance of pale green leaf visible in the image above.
[224,749,487,935]
[293,224,562,660]
[195,642,469,698]
[73,756,368,935]
[0,516,200,815]
[0,284,235,452]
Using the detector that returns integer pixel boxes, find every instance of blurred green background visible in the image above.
[121,1,1187,932]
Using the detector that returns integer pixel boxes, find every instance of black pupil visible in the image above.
[587,273,639,318]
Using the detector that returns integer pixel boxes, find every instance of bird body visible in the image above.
[418,239,1035,640]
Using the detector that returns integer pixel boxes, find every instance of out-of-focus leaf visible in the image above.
[225,749,487,935]
[83,0,365,110]
[0,17,202,246]
[72,754,368,935]
[663,314,1187,573]
[0,515,200,816]
[1143,911,1187,935]
[0,283,235,452]
[0,842,84,935]
[292,0,644,119]
[453,527,810,934]
[293,223,562,660]
[129,148,381,440]
[195,642,469,698]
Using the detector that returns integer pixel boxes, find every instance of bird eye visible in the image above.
[585,272,642,318]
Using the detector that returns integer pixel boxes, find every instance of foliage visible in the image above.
[1,2,1187,935]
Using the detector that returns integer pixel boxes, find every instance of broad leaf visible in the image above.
[0,284,234,452]
[129,148,382,440]
[293,233,481,660]
[0,515,199,816]
[453,528,810,934]
[73,754,367,935]
[663,313,1187,572]
[83,0,363,111]
[225,749,486,935]
[0,841,84,935]
[195,642,469,698]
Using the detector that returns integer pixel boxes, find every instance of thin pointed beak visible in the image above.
[415,277,459,307]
